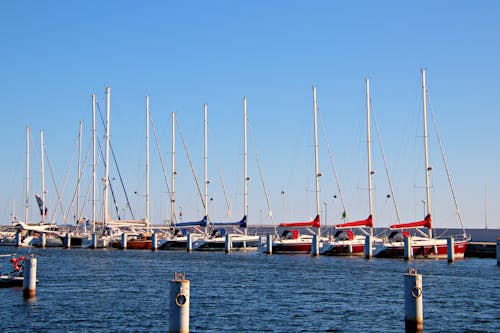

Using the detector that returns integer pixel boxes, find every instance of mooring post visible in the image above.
[364,234,373,258]
[41,233,46,248]
[23,257,37,299]
[496,238,500,266]
[447,236,455,263]
[92,232,97,249]
[266,234,273,255]
[404,236,412,260]
[64,232,71,249]
[16,231,22,247]
[224,234,231,254]
[121,233,127,250]
[404,267,423,332]
[311,234,319,256]
[169,272,190,333]
[152,233,158,251]
[186,233,192,253]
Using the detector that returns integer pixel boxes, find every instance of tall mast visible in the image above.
[25,125,30,225]
[92,94,96,234]
[312,85,321,235]
[243,97,249,234]
[204,104,209,220]
[76,121,82,222]
[145,96,150,232]
[40,130,46,224]
[171,112,176,226]
[421,68,432,238]
[104,87,111,226]
[366,78,374,237]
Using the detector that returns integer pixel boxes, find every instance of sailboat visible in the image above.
[114,96,153,250]
[268,85,322,254]
[192,97,260,251]
[373,69,469,259]
[158,108,208,250]
[82,88,114,249]
[320,78,381,256]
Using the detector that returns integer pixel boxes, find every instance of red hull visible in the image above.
[272,242,312,254]
[321,244,365,256]
[375,239,468,259]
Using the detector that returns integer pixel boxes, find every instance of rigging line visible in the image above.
[370,99,402,223]
[207,126,232,219]
[44,144,75,225]
[247,119,276,233]
[175,116,206,210]
[318,109,348,217]
[96,101,135,220]
[64,137,92,223]
[427,94,466,235]
[148,110,174,222]
[96,135,121,220]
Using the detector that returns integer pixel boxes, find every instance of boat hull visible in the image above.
[374,238,468,259]
[0,275,23,288]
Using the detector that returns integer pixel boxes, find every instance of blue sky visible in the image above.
[1,1,499,229]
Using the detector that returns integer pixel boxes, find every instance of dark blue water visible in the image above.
[0,247,499,332]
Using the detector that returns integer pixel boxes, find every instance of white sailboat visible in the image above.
[373,69,469,259]
[193,97,259,251]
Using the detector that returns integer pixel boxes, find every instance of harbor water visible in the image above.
[0,247,499,332]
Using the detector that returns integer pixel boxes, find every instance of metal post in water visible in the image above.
[16,231,22,247]
[169,272,190,333]
[311,234,319,256]
[152,233,158,251]
[364,234,373,259]
[225,234,231,254]
[266,233,272,255]
[186,233,192,253]
[65,232,71,249]
[121,233,127,250]
[23,257,37,299]
[92,232,97,249]
[41,233,46,248]
[447,236,455,263]
[404,268,423,332]
[496,238,500,265]
[404,236,412,260]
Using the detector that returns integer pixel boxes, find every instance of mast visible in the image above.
[171,112,176,227]
[76,121,82,222]
[104,87,111,226]
[25,125,30,225]
[92,94,96,234]
[421,69,432,238]
[204,104,209,231]
[366,78,374,237]
[145,96,150,232]
[312,85,321,235]
[40,130,46,225]
[243,97,249,234]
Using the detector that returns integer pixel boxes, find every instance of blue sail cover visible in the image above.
[210,215,247,228]
[172,215,208,227]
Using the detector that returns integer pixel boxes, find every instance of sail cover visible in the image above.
[390,214,432,230]
[210,215,247,228]
[280,214,320,228]
[172,215,208,227]
[335,215,372,228]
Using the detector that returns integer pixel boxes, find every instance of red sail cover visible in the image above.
[390,214,432,230]
[335,215,373,228]
[280,215,320,228]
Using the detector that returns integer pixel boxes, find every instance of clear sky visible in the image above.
[1,1,499,230]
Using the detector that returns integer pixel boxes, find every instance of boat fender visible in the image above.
[175,292,187,307]
[432,245,438,254]
[411,286,422,298]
